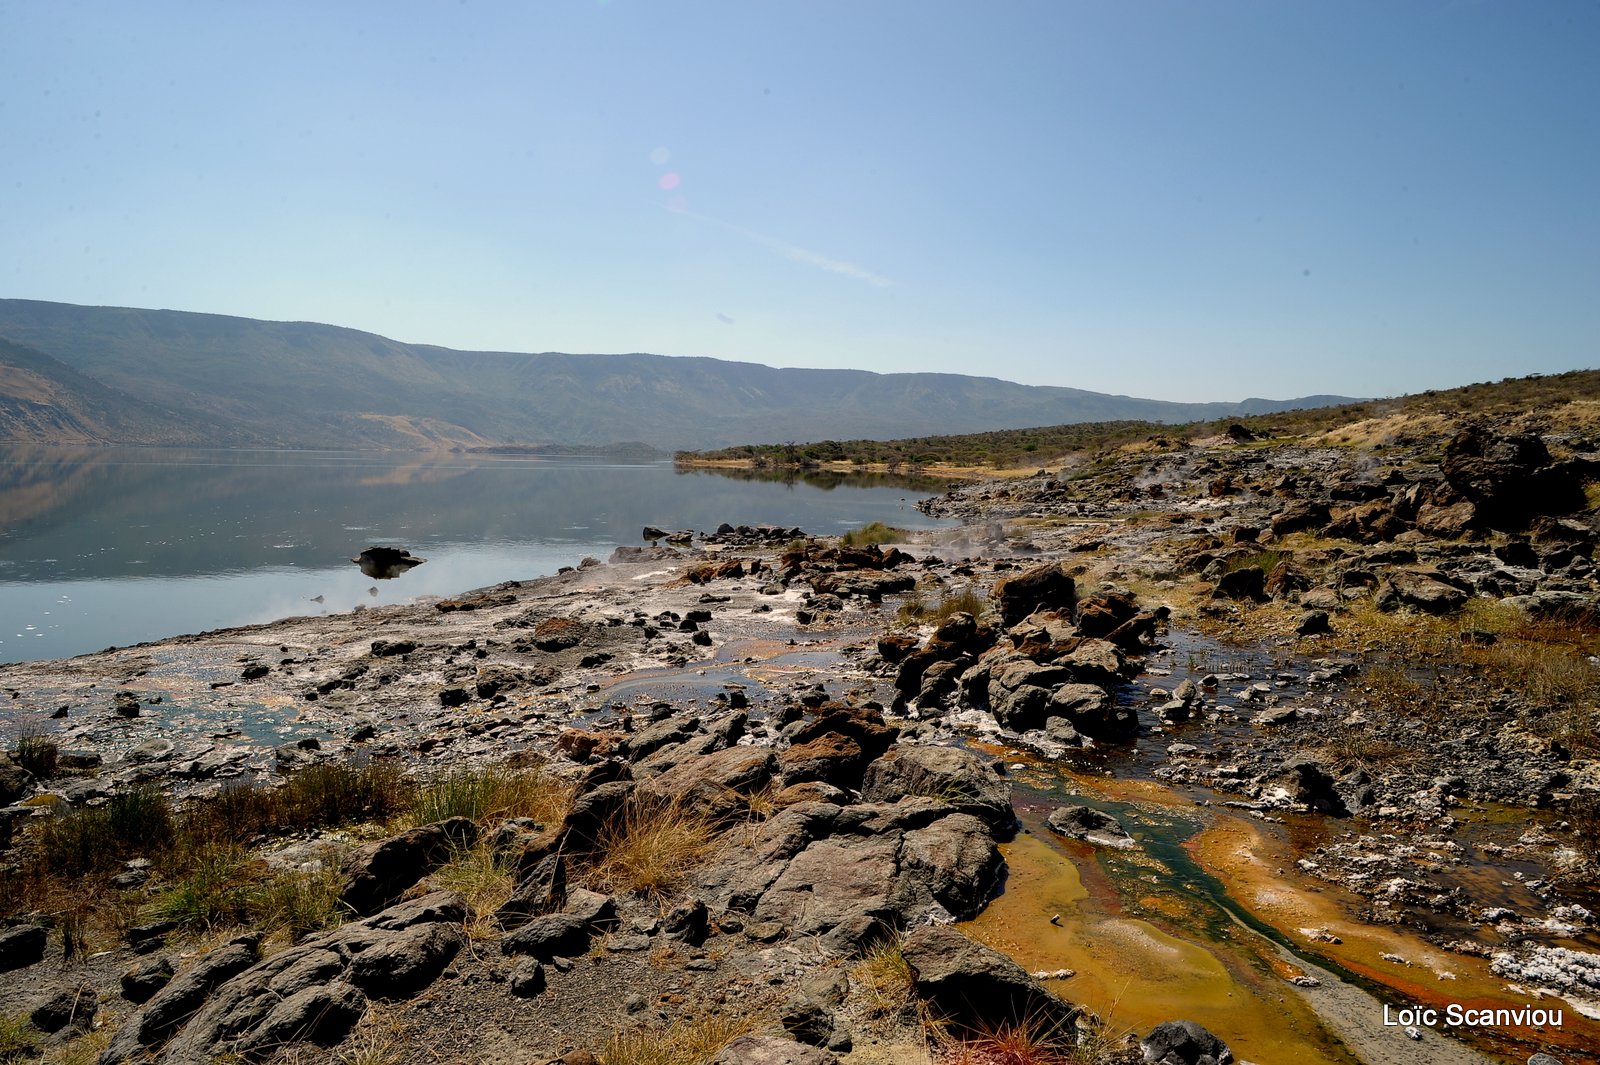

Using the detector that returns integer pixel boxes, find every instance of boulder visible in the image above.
[752,836,904,951]
[1415,500,1477,538]
[30,982,97,1033]
[1277,761,1348,816]
[351,545,425,579]
[344,920,464,999]
[899,813,1005,918]
[121,955,175,1003]
[860,745,1015,830]
[684,559,746,584]
[500,913,593,960]
[1140,1019,1233,1065]
[1046,683,1113,729]
[807,570,916,600]
[1046,805,1134,849]
[639,746,776,800]
[99,936,262,1063]
[0,760,32,805]
[1074,593,1140,638]
[1212,566,1267,602]
[0,923,45,971]
[1375,570,1467,614]
[1269,502,1330,536]
[1442,426,1587,530]
[339,817,479,916]
[993,563,1076,624]
[900,924,1077,1033]
[779,732,866,788]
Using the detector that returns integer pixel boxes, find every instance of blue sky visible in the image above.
[2,1,1595,402]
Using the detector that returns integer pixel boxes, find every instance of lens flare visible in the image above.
[658,172,681,191]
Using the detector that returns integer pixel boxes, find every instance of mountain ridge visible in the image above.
[0,298,1359,449]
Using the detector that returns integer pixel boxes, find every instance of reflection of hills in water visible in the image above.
[0,446,946,583]
[689,465,950,494]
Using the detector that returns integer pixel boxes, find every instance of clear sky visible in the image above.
[2,1,1595,402]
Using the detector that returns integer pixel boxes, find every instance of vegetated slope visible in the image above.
[0,299,1356,450]
[680,368,1600,470]
[0,336,222,444]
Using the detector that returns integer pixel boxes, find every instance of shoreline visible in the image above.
[4,418,1600,1063]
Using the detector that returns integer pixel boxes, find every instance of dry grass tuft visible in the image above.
[589,797,719,900]
[599,1013,757,1065]
[933,1010,1082,1065]
[428,840,516,941]
[853,932,916,1021]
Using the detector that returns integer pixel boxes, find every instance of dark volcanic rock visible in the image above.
[900,924,1077,1033]
[30,982,97,1033]
[992,562,1077,624]
[1140,1019,1233,1065]
[1442,426,1587,531]
[121,955,175,1003]
[1213,566,1267,602]
[860,745,1015,830]
[0,923,47,971]
[1046,804,1134,848]
[340,817,479,916]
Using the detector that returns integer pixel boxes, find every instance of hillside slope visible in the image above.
[0,299,1355,449]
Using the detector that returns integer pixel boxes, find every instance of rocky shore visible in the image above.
[2,413,1600,1065]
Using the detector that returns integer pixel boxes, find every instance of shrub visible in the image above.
[183,761,409,846]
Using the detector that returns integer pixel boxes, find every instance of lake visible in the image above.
[0,445,951,664]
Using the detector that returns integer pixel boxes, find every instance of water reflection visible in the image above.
[679,463,951,493]
[0,445,950,662]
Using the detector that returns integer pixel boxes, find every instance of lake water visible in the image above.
[0,446,951,664]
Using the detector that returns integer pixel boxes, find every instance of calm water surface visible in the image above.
[0,446,950,663]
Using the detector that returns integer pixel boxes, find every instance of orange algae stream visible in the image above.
[1190,816,1600,1064]
[965,828,1357,1065]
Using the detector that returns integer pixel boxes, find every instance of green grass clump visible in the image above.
[0,1012,38,1060]
[411,764,571,826]
[36,788,174,876]
[1221,548,1288,575]
[245,864,347,939]
[841,521,908,547]
[147,847,255,934]
[898,586,986,623]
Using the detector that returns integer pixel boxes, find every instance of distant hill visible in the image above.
[0,335,222,445]
[0,299,1358,450]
